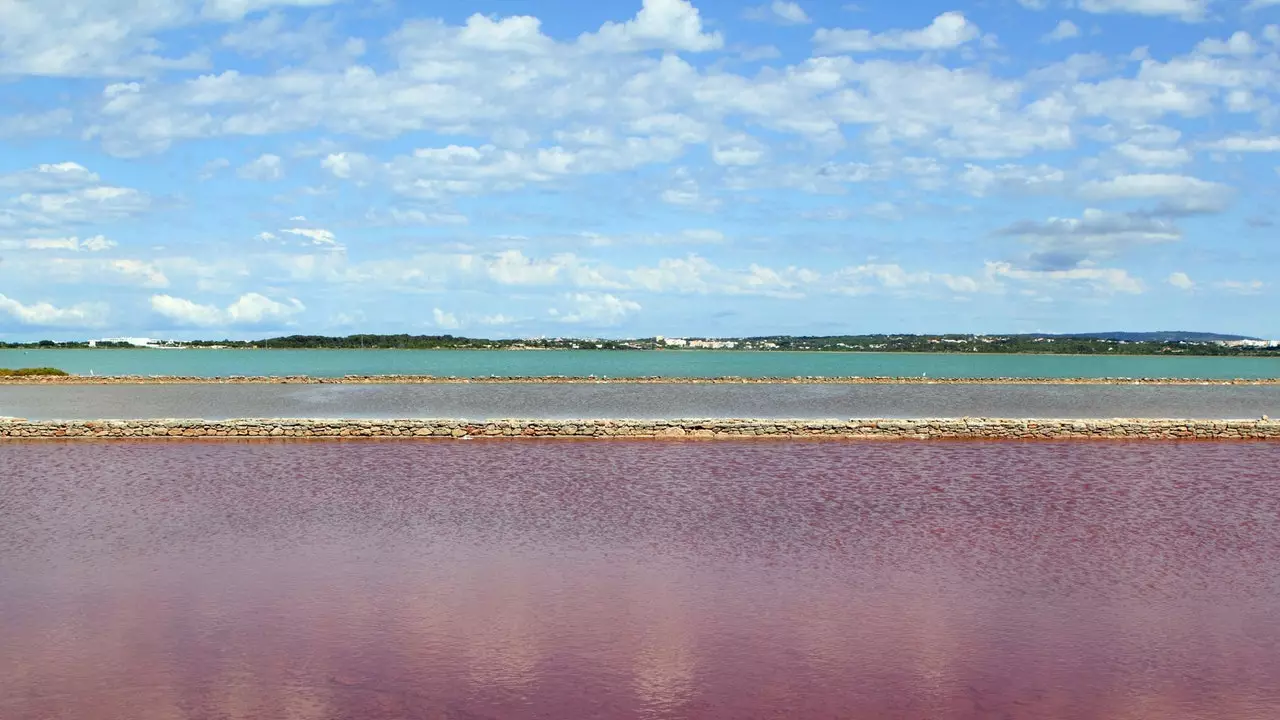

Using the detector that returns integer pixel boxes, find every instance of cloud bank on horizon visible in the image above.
[1,0,1278,339]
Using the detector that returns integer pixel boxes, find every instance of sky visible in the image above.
[1,0,1279,340]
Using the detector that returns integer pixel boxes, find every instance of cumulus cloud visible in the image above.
[813,12,981,53]
[1078,174,1232,214]
[280,227,339,246]
[0,0,208,78]
[0,235,117,252]
[0,162,101,190]
[1043,20,1081,42]
[1076,0,1212,22]
[959,164,1067,197]
[1167,271,1195,289]
[1215,279,1266,294]
[0,294,109,327]
[744,1,812,25]
[1114,143,1191,167]
[1201,135,1280,152]
[577,0,723,53]
[999,208,1181,270]
[1196,32,1259,57]
[432,308,462,330]
[0,162,152,233]
[551,293,643,325]
[7,187,152,226]
[0,110,74,138]
[237,153,285,181]
[150,292,305,327]
[986,262,1144,294]
[200,0,343,22]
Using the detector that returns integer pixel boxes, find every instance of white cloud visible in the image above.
[1017,0,1049,8]
[364,207,470,226]
[1076,0,1211,22]
[237,153,285,181]
[1078,173,1232,213]
[959,164,1066,197]
[745,1,812,25]
[660,169,719,209]
[1071,78,1214,122]
[1167,271,1195,289]
[200,0,342,22]
[1195,31,1259,56]
[1043,20,1081,42]
[1246,0,1280,10]
[0,294,109,328]
[321,152,374,180]
[711,134,767,166]
[479,313,519,326]
[0,162,101,190]
[432,308,462,330]
[0,235,117,252]
[552,293,643,325]
[578,0,723,53]
[280,227,339,246]
[150,292,305,327]
[1114,143,1191,167]
[0,110,74,138]
[813,12,981,53]
[1214,279,1266,294]
[220,9,360,61]
[7,186,152,226]
[1201,135,1280,152]
[999,208,1182,269]
[986,261,1144,294]
[199,158,231,179]
[0,0,207,78]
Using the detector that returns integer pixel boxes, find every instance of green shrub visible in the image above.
[0,367,70,377]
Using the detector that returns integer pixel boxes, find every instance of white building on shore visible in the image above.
[90,337,184,348]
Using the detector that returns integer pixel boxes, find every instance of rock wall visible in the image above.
[2,418,1278,440]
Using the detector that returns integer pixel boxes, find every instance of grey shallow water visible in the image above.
[3,382,1279,420]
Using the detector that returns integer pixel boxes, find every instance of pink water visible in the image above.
[2,440,1279,719]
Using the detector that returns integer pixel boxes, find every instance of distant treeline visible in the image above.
[184,334,635,350]
[738,335,1279,356]
[2,333,1277,356]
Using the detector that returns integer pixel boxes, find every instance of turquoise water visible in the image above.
[2,348,1279,379]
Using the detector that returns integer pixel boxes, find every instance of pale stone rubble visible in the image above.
[1,418,1277,440]
[2,375,1278,386]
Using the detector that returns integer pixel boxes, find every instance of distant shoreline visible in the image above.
[4,347,1280,359]
[3,375,1278,385]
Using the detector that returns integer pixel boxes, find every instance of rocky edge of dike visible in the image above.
[1,418,1277,440]
[0,374,1277,385]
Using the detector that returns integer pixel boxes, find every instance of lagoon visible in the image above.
[3,348,1279,379]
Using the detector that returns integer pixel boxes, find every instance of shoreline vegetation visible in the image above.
[2,374,1278,385]
[0,368,69,377]
[3,332,1279,357]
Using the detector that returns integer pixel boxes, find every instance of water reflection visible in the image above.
[2,440,1280,719]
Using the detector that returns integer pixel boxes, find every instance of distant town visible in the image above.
[3,332,1279,356]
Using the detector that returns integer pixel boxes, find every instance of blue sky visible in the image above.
[1,0,1279,340]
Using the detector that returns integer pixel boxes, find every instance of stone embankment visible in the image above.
[1,375,1277,386]
[2,418,1277,440]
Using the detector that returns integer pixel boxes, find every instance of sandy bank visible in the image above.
[2,375,1278,385]
[2,418,1276,440]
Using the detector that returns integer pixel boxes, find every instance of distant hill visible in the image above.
[1046,331,1260,343]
